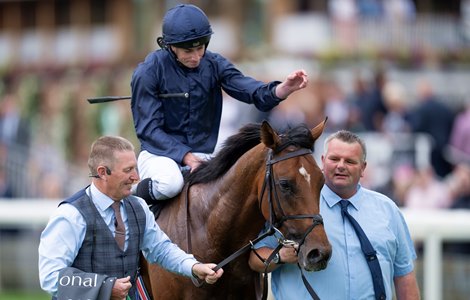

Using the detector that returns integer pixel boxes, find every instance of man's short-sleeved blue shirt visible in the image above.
[255,184,417,300]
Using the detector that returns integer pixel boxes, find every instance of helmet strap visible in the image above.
[156,37,167,49]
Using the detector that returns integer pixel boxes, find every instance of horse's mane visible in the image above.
[185,123,262,185]
[185,122,314,185]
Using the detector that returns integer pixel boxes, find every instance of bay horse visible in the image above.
[141,120,332,299]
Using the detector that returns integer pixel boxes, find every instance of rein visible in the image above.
[185,147,323,299]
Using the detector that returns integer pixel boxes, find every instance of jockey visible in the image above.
[131,4,309,206]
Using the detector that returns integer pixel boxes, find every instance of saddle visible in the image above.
[150,201,167,219]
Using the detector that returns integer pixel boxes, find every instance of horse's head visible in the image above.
[258,119,332,271]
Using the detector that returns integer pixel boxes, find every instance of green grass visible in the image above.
[0,291,50,300]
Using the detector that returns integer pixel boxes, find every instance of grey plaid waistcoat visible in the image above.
[61,188,146,298]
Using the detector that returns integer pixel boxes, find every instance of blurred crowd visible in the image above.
[0,65,137,199]
[1,63,470,214]
[257,65,470,212]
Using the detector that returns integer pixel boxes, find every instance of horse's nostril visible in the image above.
[307,247,331,266]
[307,248,321,263]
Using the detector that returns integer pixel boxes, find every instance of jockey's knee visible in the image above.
[135,173,184,204]
[153,174,184,199]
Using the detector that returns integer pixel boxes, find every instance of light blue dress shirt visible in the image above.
[255,184,417,300]
[38,184,197,295]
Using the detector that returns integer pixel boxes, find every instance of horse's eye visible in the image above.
[278,179,293,192]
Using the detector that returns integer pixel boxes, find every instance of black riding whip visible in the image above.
[87,92,190,104]
[87,96,131,104]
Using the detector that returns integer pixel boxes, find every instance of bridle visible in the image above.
[254,147,324,300]
[261,148,324,248]
[188,146,324,299]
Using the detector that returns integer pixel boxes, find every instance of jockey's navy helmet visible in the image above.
[161,4,213,49]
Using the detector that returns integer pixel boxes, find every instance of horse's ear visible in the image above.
[311,117,328,140]
[260,121,280,149]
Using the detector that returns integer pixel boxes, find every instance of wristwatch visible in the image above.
[272,253,282,264]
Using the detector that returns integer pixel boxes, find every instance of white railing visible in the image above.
[0,200,469,299]
[401,208,470,300]
[0,199,61,229]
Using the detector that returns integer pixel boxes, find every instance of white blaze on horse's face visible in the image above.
[299,165,311,184]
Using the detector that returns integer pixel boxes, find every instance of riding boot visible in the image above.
[135,178,157,205]
[135,178,168,218]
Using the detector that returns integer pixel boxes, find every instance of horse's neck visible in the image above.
[205,147,267,244]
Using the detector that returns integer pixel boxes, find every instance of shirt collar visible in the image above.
[321,184,363,210]
[89,183,117,211]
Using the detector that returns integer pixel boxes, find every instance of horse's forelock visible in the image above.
[274,124,315,153]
